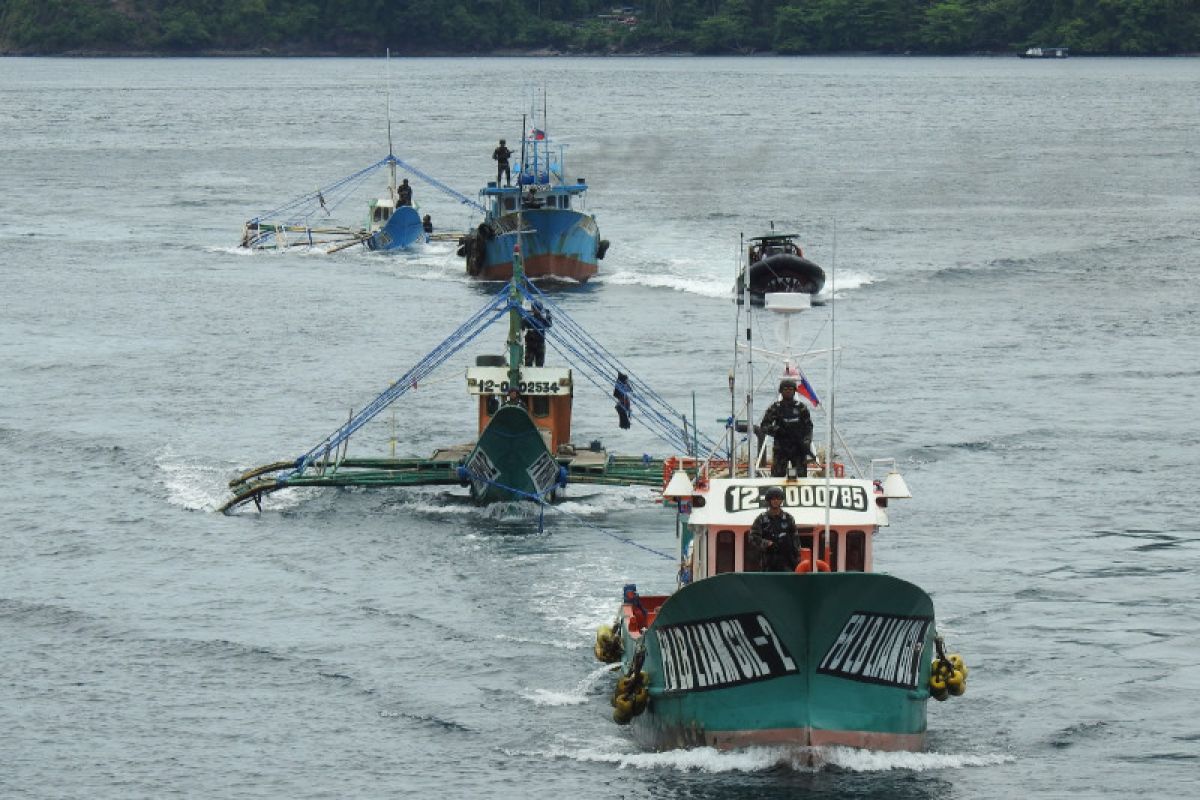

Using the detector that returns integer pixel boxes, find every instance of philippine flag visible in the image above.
[798,374,820,407]
[784,364,821,407]
[530,128,546,140]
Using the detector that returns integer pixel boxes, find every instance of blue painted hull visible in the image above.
[471,209,600,281]
[365,205,425,251]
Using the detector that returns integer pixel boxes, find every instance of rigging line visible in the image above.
[554,505,677,562]
[457,465,675,560]
[519,282,680,412]
[387,154,487,214]
[290,288,510,474]
[255,157,392,221]
[515,285,718,454]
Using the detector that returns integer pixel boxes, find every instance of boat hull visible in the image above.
[462,405,562,504]
[737,254,826,306]
[365,205,425,251]
[618,572,935,752]
[468,209,601,282]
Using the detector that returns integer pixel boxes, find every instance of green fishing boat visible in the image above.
[593,263,967,752]
[221,241,716,515]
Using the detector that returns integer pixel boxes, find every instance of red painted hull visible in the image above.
[475,254,598,283]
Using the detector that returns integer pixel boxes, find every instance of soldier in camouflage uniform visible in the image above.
[760,378,813,478]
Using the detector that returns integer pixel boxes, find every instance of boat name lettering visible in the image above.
[817,612,931,690]
[655,612,797,693]
[480,379,560,395]
[724,484,868,513]
[466,449,500,496]
[527,452,561,497]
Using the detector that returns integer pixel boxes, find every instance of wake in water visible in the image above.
[536,740,1012,774]
[522,663,619,707]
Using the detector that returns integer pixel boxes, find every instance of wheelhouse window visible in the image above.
[845,530,866,572]
[797,528,814,554]
[531,395,550,417]
[715,530,736,574]
[823,534,839,572]
[503,197,517,211]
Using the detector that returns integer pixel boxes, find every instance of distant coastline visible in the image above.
[3,0,1198,59]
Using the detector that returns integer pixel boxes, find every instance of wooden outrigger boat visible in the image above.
[239,153,483,255]
[594,262,968,753]
[221,245,714,515]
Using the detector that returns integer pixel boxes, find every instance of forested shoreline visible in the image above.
[2,0,1198,56]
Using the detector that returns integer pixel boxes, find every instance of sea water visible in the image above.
[1,56,1198,798]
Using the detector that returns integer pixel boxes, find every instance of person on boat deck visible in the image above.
[422,214,433,234]
[398,179,413,206]
[749,486,799,572]
[613,372,632,430]
[493,139,512,187]
[522,301,551,367]
[504,387,522,406]
[760,378,813,478]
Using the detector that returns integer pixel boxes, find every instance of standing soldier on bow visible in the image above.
[493,139,512,187]
[760,378,813,478]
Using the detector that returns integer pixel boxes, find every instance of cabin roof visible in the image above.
[687,477,884,527]
[749,234,799,244]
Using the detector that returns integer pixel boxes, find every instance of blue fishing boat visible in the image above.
[240,153,483,255]
[458,112,608,282]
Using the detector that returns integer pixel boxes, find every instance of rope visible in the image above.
[459,460,676,560]
[388,154,487,214]
[244,153,486,245]
[514,281,721,457]
[249,157,394,229]
[454,464,562,533]
[289,286,510,476]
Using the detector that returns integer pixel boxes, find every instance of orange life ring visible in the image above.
[795,558,831,574]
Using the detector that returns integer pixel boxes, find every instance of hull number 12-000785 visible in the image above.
[724,484,869,513]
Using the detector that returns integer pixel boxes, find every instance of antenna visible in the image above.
[743,235,757,477]
[822,218,837,561]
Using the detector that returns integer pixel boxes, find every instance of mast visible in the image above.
[385,50,396,203]
[507,244,525,391]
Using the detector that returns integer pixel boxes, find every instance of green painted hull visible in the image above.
[463,405,560,504]
[620,572,936,751]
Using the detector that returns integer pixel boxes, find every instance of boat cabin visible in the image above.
[480,180,589,218]
[683,476,890,580]
[748,234,804,265]
[368,197,396,231]
[466,365,574,451]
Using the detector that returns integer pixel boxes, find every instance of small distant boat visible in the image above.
[239,154,478,255]
[458,104,608,282]
[241,53,484,256]
[1019,46,1068,58]
[735,231,825,307]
